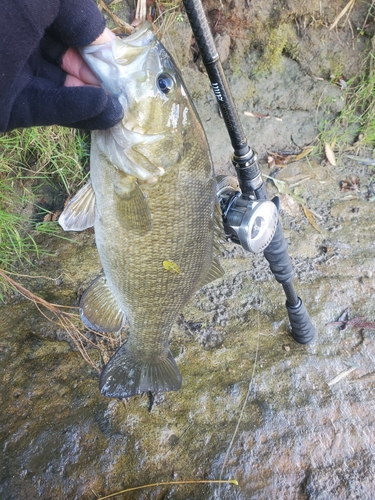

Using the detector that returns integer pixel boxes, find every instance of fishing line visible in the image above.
[217,307,261,498]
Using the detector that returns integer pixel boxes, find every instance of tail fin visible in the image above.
[99,343,182,399]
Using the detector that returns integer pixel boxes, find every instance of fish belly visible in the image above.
[91,134,217,398]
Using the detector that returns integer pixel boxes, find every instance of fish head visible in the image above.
[82,22,197,180]
[115,23,192,140]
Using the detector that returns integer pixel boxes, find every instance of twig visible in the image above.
[99,0,134,33]
[135,0,147,22]
[330,0,355,30]
[0,268,105,372]
[327,366,357,386]
[97,479,238,499]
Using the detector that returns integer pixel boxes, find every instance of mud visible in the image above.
[1,1,375,499]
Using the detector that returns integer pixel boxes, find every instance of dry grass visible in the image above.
[0,268,124,371]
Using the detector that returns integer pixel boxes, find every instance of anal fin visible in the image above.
[80,276,126,333]
[200,257,224,287]
[58,180,96,231]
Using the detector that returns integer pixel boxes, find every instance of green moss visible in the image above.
[256,23,299,73]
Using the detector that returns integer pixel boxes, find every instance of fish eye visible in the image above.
[157,73,174,94]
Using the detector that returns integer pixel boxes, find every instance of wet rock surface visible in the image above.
[1,2,375,499]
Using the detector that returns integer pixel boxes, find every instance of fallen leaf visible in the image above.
[303,205,322,233]
[266,176,289,195]
[267,152,292,165]
[292,147,313,162]
[275,155,292,165]
[263,174,305,204]
[163,260,182,274]
[280,194,300,217]
[346,155,375,166]
[52,211,62,221]
[325,142,337,166]
[267,156,276,169]
[328,366,357,387]
[339,78,348,90]
[339,176,359,191]
[244,111,270,119]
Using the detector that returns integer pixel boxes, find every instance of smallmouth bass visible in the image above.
[59,22,223,399]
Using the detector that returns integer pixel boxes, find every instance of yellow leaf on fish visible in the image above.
[163,260,182,274]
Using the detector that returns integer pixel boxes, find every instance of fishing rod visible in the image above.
[182,0,316,344]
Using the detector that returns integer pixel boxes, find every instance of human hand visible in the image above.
[62,28,117,87]
[0,0,123,132]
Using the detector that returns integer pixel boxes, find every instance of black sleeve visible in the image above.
[0,0,107,131]
[49,0,106,47]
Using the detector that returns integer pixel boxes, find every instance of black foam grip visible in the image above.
[263,222,294,284]
[286,298,316,344]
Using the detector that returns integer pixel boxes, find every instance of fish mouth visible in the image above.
[125,21,156,46]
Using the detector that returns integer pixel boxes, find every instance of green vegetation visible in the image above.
[255,22,299,73]
[0,126,89,280]
[318,45,375,159]
[344,50,375,148]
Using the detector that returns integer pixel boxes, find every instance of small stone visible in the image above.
[283,345,290,351]
[214,33,231,63]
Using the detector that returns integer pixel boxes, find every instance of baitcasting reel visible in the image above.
[217,175,279,254]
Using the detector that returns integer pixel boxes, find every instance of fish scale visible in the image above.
[59,21,224,398]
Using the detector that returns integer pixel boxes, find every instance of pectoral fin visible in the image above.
[80,276,126,333]
[113,173,152,234]
[59,180,96,231]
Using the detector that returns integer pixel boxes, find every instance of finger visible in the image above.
[64,75,85,87]
[61,48,100,86]
[90,27,117,45]
[64,74,101,88]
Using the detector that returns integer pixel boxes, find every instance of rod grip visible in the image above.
[286,298,316,344]
[263,222,294,284]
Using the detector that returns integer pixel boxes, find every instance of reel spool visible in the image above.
[217,176,279,254]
